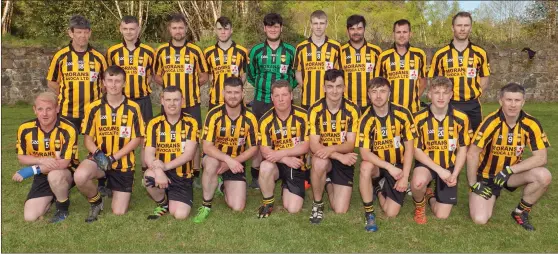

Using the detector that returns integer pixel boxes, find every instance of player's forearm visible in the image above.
[144,147,158,168]
[295,71,303,86]
[283,141,309,157]
[480,77,489,92]
[234,146,259,164]
[112,138,142,160]
[466,147,482,185]
[331,141,356,154]
[202,141,232,162]
[453,146,468,176]
[309,136,325,154]
[402,141,414,177]
[47,81,60,95]
[55,159,71,170]
[165,142,197,170]
[240,73,247,83]
[360,148,392,170]
[84,135,99,154]
[199,72,209,86]
[510,150,547,174]
[418,78,427,98]
[18,155,42,166]
[414,148,445,174]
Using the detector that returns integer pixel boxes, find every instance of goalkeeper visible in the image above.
[467,83,551,231]
[73,65,145,223]
[13,92,79,223]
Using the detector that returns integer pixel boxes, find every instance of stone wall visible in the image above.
[2,44,557,105]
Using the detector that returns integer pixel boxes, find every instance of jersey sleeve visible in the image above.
[419,51,427,78]
[82,104,96,136]
[247,114,259,147]
[239,48,249,76]
[46,53,62,82]
[16,125,27,155]
[195,47,209,73]
[472,117,498,148]
[401,110,417,142]
[478,50,490,77]
[428,50,443,78]
[131,107,146,138]
[202,113,217,143]
[300,113,309,142]
[294,45,303,71]
[309,108,319,135]
[60,126,77,160]
[247,48,258,86]
[188,117,200,143]
[145,120,156,148]
[356,114,374,149]
[203,49,213,74]
[154,47,164,76]
[259,119,272,147]
[348,106,361,133]
[458,114,472,147]
[525,120,550,151]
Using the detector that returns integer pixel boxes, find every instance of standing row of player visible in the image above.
[13,10,550,232]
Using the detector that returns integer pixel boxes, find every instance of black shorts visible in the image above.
[252,100,274,121]
[105,170,134,193]
[63,116,83,133]
[166,171,194,206]
[415,162,457,204]
[26,171,74,201]
[222,168,247,182]
[277,163,305,199]
[450,98,482,131]
[131,96,154,122]
[476,175,518,198]
[161,104,202,126]
[379,164,406,205]
[327,159,354,187]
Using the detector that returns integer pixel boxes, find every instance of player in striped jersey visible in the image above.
[257,80,310,218]
[295,10,341,110]
[143,86,199,220]
[375,19,427,114]
[192,77,259,223]
[204,17,249,110]
[154,13,209,187]
[13,92,78,223]
[428,12,490,131]
[467,83,551,231]
[356,77,417,231]
[74,66,145,223]
[46,15,107,132]
[308,69,360,224]
[247,13,297,189]
[340,15,382,110]
[411,77,471,224]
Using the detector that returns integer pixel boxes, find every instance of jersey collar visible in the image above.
[170,39,188,48]
[498,107,526,123]
[449,39,472,50]
[101,94,128,108]
[392,42,411,50]
[123,38,141,49]
[68,41,93,53]
[308,36,329,45]
[216,41,236,51]
[264,39,283,49]
[428,103,454,119]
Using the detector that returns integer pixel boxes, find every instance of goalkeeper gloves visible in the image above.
[92,149,115,171]
[493,166,514,187]
[470,182,493,200]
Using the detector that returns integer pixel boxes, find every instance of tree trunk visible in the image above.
[1,0,12,34]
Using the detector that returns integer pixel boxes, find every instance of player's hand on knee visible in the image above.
[494,166,513,187]
[438,168,452,183]
[226,158,243,174]
[394,177,408,192]
[154,172,170,189]
[92,149,115,171]
[387,165,403,180]
[339,153,358,166]
[39,158,58,172]
[446,174,458,187]
[470,181,492,200]
[282,157,303,169]
[316,147,334,159]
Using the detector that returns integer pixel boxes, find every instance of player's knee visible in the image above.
[535,167,552,187]
[286,205,302,214]
[384,210,399,218]
[23,211,40,222]
[173,212,189,220]
[73,170,90,186]
[359,162,373,177]
[434,211,451,220]
[332,204,349,214]
[411,179,427,190]
[470,213,489,225]
[311,157,328,173]
[259,161,274,177]
[47,171,66,186]
[228,202,245,212]
[112,207,127,215]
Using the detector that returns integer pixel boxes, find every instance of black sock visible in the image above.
[313,199,323,206]
[516,199,533,213]
[305,170,311,183]
[56,198,70,211]
[262,195,274,205]
[156,195,168,207]
[193,170,201,178]
[363,201,375,214]
[202,198,213,209]
[88,192,102,205]
[251,167,259,180]
[141,166,148,172]
[98,177,107,187]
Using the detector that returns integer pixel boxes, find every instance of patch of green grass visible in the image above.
[1,103,557,252]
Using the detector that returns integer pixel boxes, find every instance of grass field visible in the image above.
[1,103,557,252]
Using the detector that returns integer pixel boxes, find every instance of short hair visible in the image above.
[367,77,390,90]
[263,13,283,26]
[452,11,473,25]
[393,19,411,32]
[162,85,183,95]
[168,13,187,26]
[224,76,243,88]
[69,15,90,31]
[429,77,453,92]
[324,69,344,83]
[104,65,126,81]
[34,92,58,106]
[121,15,139,25]
[271,80,292,94]
[310,10,327,20]
[347,15,366,29]
[499,83,525,98]
[216,16,232,28]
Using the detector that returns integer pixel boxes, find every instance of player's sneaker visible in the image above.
[364,213,378,232]
[215,176,224,196]
[257,203,274,219]
[414,205,427,224]
[511,211,535,231]
[98,185,112,198]
[192,206,211,223]
[85,199,104,223]
[309,202,324,224]
[50,209,69,223]
[147,205,168,220]
[249,179,260,189]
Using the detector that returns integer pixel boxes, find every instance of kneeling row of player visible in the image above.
[14,67,550,232]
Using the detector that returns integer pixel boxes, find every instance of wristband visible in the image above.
[17,165,41,179]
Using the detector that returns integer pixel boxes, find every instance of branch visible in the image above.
[99,0,120,21]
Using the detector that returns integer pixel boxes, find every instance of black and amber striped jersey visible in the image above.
[428,40,490,102]
[154,41,209,108]
[375,44,427,113]
[106,41,155,99]
[308,98,360,146]
[339,41,382,108]
[145,113,199,178]
[204,42,249,106]
[203,104,259,157]
[414,105,472,169]
[472,109,550,179]
[259,105,309,170]
[356,103,417,165]
[16,117,79,171]
[82,96,145,172]
[294,37,341,108]
[46,42,107,119]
